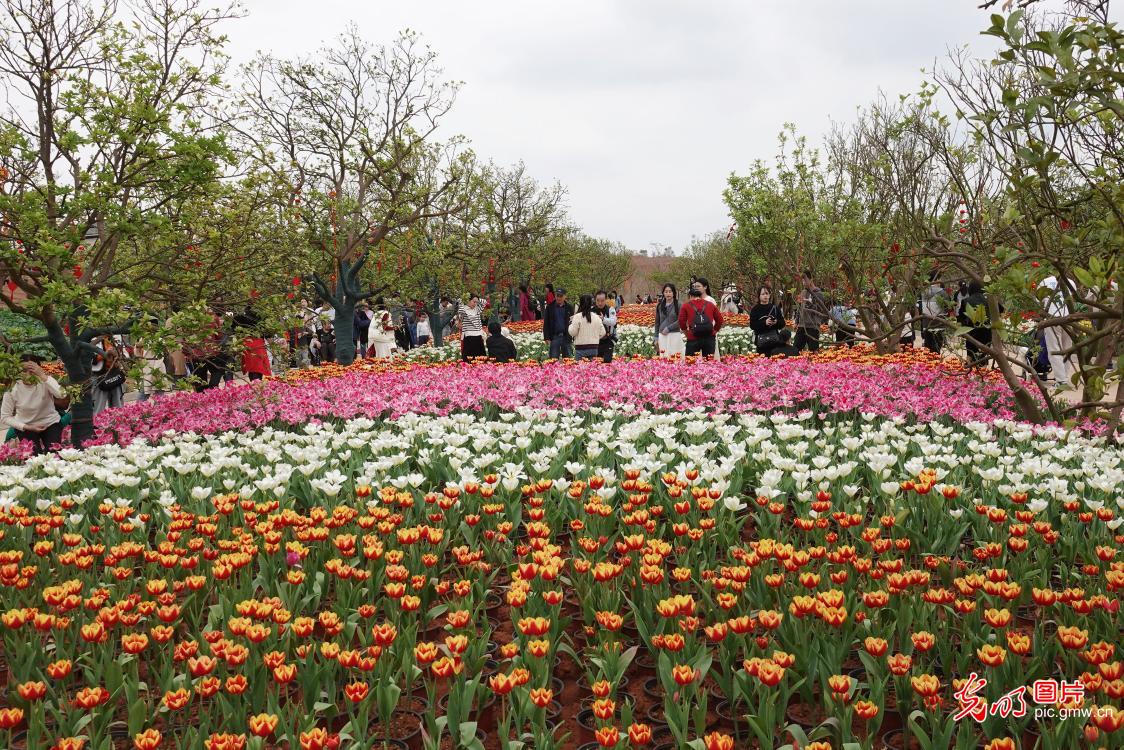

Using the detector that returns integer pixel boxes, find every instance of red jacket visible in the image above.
[678,298,723,341]
[241,337,271,376]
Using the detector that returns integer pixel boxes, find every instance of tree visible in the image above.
[238,27,469,365]
[0,0,238,444]
[928,6,1124,427]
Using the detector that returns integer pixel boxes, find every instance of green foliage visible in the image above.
[0,311,52,358]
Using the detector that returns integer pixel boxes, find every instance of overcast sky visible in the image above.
[230,1,1034,253]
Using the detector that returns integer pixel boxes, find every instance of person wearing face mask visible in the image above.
[691,277,722,361]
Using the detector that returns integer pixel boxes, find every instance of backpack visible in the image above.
[689,300,714,336]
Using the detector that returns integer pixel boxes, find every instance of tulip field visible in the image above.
[0,351,1122,750]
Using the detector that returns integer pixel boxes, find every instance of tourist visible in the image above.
[750,286,788,356]
[920,271,949,354]
[353,303,373,357]
[1,355,66,454]
[720,285,741,315]
[678,287,723,359]
[635,294,643,304]
[692,277,722,360]
[368,307,396,359]
[793,271,829,353]
[133,340,167,401]
[241,336,271,381]
[568,293,609,361]
[829,299,857,347]
[957,281,1000,368]
[900,308,916,349]
[317,319,337,363]
[440,298,456,339]
[486,320,518,363]
[654,283,684,359]
[519,285,534,321]
[93,349,126,416]
[416,311,432,346]
[458,294,486,362]
[1040,275,1077,390]
[594,290,618,363]
[544,284,556,308]
[542,287,573,360]
[612,290,623,309]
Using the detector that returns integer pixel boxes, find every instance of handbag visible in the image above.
[755,306,788,350]
[98,368,125,392]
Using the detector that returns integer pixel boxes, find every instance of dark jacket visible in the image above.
[543,300,573,340]
[750,304,786,334]
[486,334,518,363]
[958,292,1002,327]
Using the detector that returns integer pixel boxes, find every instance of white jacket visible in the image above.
[568,312,608,346]
[370,311,396,344]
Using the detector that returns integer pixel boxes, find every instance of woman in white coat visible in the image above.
[369,308,397,359]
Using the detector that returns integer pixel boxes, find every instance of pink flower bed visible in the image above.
[89,356,1029,446]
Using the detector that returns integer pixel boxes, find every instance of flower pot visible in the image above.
[642,676,663,700]
[635,649,658,672]
[883,728,925,750]
[371,709,422,747]
[785,699,827,729]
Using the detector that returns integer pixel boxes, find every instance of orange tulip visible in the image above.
[46,659,73,679]
[595,726,620,747]
[911,674,941,697]
[863,637,888,657]
[163,688,191,711]
[122,633,149,654]
[854,700,879,720]
[272,664,297,684]
[489,672,515,695]
[529,687,553,708]
[0,707,24,729]
[703,732,735,750]
[72,686,110,709]
[983,739,1016,750]
[977,644,1007,668]
[344,681,369,703]
[133,729,162,750]
[431,656,462,678]
[204,734,246,750]
[16,681,47,701]
[888,653,912,676]
[756,661,785,686]
[671,664,698,686]
[299,728,330,750]
[827,674,851,696]
[627,722,652,745]
[248,713,279,737]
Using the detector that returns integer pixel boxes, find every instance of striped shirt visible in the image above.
[459,306,484,337]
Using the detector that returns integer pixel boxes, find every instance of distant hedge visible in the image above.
[0,310,55,358]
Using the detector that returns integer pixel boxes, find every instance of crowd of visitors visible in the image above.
[0,266,1083,455]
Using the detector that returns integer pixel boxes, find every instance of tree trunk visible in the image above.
[43,318,96,447]
[334,300,358,365]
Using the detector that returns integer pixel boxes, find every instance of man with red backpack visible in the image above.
[678,287,724,359]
